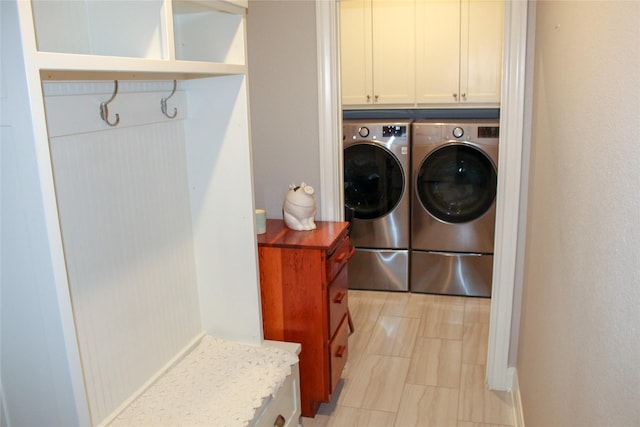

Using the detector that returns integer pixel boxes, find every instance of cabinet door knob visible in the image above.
[374,94,379,102]
[366,94,371,102]
[461,93,466,100]
[334,291,346,304]
[453,93,458,99]
[335,345,346,358]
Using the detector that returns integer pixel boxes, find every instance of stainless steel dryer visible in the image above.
[343,120,411,291]
[411,121,499,297]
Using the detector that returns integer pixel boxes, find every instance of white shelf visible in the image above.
[35,52,247,81]
[173,2,246,64]
[173,0,246,15]
[31,0,168,59]
[28,0,247,75]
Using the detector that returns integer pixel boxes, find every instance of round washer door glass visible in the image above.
[416,144,497,223]
[344,143,404,220]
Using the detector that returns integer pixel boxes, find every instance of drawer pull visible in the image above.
[274,414,286,427]
[333,291,346,304]
[335,245,356,262]
[335,345,346,358]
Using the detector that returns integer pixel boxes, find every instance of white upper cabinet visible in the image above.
[340,0,373,105]
[416,0,503,105]
[459,0,503,104]
[341,0,416,107]
[415,0,461,104]
[341,0,503,108]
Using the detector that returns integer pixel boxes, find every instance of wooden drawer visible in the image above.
[326,236,354,283]
[329,317,349,392]
[328,266,348,339]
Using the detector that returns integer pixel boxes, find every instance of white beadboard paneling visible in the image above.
[44,81,187,137]
[49,120,201,425]
[42,80,181,97]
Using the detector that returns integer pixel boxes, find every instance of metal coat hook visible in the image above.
[99,80,120,127]
[161,80,178,119]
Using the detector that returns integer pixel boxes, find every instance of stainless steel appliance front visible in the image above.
[411,121,499,297]
[343,120,411,291]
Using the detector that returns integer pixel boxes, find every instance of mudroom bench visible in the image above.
[105,336,301,427]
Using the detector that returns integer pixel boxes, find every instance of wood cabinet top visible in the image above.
[257,219,349,251]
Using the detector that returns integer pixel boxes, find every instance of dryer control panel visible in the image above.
[478,126,500,138]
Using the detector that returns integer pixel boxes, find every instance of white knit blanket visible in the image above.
[109,336,299,426]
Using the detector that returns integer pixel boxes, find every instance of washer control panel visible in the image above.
[382,125,407,137]
[343,121,411,142]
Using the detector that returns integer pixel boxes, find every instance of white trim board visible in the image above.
[486,0,529,391]
[316,0,343,222]
[512,368,526,427]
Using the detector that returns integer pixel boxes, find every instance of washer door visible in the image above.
[344,143,404,220]
[416,143,497,224]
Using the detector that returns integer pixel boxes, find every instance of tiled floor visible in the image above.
[301,290,515,427]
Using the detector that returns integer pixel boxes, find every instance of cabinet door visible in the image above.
[340,0,373,105]
[371,0,415,105]
[460,0,503,103]
[415,0,461,104]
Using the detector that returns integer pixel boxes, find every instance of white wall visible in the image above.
[246,0,322,220]
[517,1,640,424]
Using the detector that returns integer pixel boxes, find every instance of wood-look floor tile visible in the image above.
[458,421,512,427]
[347,290,386,367]
[300,414,329,427]
[394,384,459,427]
[419,302,464,340]
[380,292,427,318]
[349,290,386,324]
[345,320,375,371]
[366,315,420,358]
[407,337,462,388]
[458,364,515,426]
[322,406,396,427]
[464,298,491,324]
[432,294,467,305]
[462,322,490,365]
[319,291,514,427]
[338,354,410,413]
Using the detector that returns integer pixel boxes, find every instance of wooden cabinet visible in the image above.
[416,0,503,105]
[340,0,416,106]
[258,220,354,417]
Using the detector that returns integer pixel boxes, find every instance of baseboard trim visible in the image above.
[511,368,525,427]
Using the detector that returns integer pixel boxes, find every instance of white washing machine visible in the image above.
[411,121,499,297]
[343,120,411,291]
